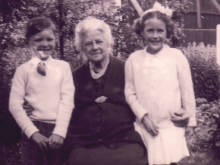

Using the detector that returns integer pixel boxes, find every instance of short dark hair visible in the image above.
[25,16,56,42]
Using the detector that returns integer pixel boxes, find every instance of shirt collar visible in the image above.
[145,44,169,57]
[30,55,53,66]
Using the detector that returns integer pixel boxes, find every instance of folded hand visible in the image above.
[142,115,159,136]
[48,134,64,149]
[171,111,189,127]
[23,100,34,116]
[31,132,48,151]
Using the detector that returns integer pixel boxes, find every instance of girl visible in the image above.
[9,16,74,165]
[125,2,196,165]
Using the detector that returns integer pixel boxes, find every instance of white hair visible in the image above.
[74,16,114,52]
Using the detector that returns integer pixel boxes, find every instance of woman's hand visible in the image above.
[31,132,49,151]
[171,111,189,127]
[48,134,64,149]
[95,96,108,103]
[142,115,159,136]
[23,101,34,116]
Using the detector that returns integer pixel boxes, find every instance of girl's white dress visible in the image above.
[125,45,196,165]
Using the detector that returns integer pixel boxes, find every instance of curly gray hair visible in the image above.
[74,16,114,52]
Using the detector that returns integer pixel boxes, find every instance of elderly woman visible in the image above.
[66,17,148,165]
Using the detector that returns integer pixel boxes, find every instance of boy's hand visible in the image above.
[142,115,159,136]
[48,134,64,149]
[31,132,48,151]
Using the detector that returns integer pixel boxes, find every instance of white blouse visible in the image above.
[125,45,196,128]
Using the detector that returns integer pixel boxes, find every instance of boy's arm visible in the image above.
[9,66,39,138]
[53,63,74,138]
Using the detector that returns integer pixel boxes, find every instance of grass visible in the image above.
[2,142,220,165]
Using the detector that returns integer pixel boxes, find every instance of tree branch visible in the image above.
[210,0,220,13]
[130,0,143,16]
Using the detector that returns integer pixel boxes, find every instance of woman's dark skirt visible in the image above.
[66,142,148,165]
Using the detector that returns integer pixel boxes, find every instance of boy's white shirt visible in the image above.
[9,55,75,138]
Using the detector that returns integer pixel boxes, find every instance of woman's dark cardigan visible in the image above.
[67,57,145,149]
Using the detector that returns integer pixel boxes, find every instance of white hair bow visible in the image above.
[142,1,173,17]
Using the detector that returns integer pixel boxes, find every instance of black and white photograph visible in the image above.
[0,0,220,165]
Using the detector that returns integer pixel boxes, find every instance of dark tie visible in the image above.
[37,62,46,76]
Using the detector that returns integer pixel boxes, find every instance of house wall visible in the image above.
[183,0,220,44]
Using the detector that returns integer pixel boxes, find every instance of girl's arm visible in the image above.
[124,57,148,122]
[177,51,197,127]
[9,66,39,138]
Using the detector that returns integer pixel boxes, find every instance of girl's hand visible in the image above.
[171,111,189,127]
[171,111,189,121]
[142,115,159,136]
[48,134,64,149]
[31,132,49,151]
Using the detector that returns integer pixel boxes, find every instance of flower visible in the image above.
[142,1,173,17]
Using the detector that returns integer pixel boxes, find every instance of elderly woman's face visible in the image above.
[81,29,110,63]
[28,28,56,60]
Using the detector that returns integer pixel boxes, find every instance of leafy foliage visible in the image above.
[181,42,218,101]
[179,98,220,164]
[186,98,220,152]
[0,0,193,59]
[1,1,220,164]
[117,0,192,58]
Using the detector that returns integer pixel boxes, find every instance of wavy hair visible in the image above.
[74,16,114,52]
[133,11,184,46]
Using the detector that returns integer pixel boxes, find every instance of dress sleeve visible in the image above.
[53,62,74,138]
[124,57,147,121]
[9,66,39,138]
[177,51,197,127]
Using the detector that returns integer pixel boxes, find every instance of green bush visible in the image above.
[181,42,219,101]
[186,98,220,152]
[180,98,220,164]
